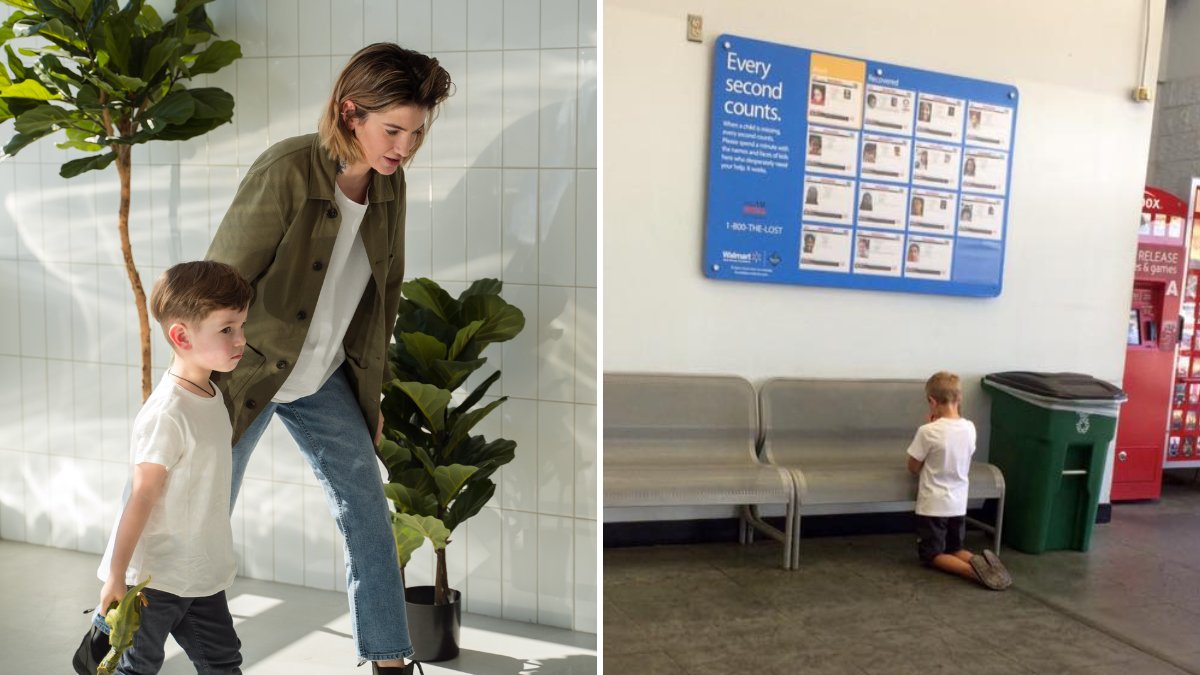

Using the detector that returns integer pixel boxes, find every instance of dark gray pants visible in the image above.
[92,587,242,675]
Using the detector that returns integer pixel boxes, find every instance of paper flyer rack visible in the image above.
[704,34,1018,298]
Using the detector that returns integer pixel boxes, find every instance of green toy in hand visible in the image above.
[97,577,151,675]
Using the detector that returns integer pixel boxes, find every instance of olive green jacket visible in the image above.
[205,133,406,444]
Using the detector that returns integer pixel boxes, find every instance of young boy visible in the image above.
[906,371,1012,590]
[73,261,253,675]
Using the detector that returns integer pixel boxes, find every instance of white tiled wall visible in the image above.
[0,0,597,634]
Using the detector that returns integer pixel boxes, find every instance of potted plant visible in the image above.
[376,277,525,662]
[0,0,240,401]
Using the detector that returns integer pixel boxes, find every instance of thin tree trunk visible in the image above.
[435,548,449,605]
[115,146,152,401]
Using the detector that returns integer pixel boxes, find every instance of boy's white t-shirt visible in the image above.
[906,417,977,517]
[97,373,237,597]
[272,183,372,402]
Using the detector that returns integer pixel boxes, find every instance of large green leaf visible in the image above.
[102,21,130,71]
[394,307,456,346]
[0,78,60,99]
[385,482,428,516]
[187,86,232,118]
[141,89,192,124]
[453,437,517,473]
[458,278,502,301]
[402,278,461,323]
[443,480,495,533]
[0,94,36,121]
[399,468,437,501]
[430,357,485,392]
[395,514,450,550]
[399,331,447,374]
[2,128,53,156]
[396,381,450,433]
[448,320,484,360]
[184,38,238,75]
[60,150,115,177]
[150,113,225,141]
[390,511,424,568]
[98,66,146,91]
[86,0,113,35]
[461,294,525,348]
[443,397,506,458]
[411,444,437,478]
[98,576,152,675]
[4,44,24,80]
[449,370,501,421]
[12,103,71,133]
[433,464,477,507]
[173,0,217,17]
[141,36,179,80]
[57,138,103,151]
[376,438,411,476]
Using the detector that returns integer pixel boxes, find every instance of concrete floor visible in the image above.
[0,541,595,674]
[604,478,1200,675]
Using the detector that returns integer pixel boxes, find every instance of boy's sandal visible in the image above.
[981,549,1012,588]
[968,553,1011,591]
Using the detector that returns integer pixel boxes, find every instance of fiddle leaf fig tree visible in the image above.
[0,0,241,401]
[379,278,525,606]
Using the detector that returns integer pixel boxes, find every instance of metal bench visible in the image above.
[603,373,797,568]
[759,378,1005,569]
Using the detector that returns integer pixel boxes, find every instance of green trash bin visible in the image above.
[981,372,1127,554]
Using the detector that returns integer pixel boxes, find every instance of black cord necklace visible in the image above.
[169,370,214,397]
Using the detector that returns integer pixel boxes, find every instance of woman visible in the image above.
[206,43,452,674]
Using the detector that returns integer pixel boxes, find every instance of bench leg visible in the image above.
[792,511,802,569]
[781,499,793,569]
[994,491,1005,554]
[738,515,748,545]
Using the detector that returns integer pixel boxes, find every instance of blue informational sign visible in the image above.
[704,35,1019,297]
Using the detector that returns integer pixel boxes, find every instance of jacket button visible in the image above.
[276,360,287,369]
[327,207,337,218]
[246,400,257,409]
[297,310,307,320]
[313,261,323,271]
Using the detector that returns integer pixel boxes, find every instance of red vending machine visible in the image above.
[1114,187,1191,501]
[1166,179,1200,472]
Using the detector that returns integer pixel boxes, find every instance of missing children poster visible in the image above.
[704,34,1018,297]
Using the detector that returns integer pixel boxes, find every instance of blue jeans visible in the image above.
[230,366,412,662]
[92,588,241,674]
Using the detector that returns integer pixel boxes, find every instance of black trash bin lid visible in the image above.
[984,372,1126,401]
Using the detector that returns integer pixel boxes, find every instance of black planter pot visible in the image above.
[405,586,462,662]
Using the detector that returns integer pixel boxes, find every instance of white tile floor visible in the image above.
[0,540,595,674]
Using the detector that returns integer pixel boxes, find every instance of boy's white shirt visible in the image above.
[907,417,976,517]
[97,372,237,597]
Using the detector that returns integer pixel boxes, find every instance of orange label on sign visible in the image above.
[810,53,866,84]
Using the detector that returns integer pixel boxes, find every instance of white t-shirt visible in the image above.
[906,417,977,517]
[97,373,236,597]
[273,183,373,402]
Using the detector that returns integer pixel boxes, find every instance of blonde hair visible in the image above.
[150,261,253,340]
[925,371,962,405]
[317,43,454,167]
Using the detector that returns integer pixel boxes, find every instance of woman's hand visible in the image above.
[375,406,384,446]
[99,573,126,617]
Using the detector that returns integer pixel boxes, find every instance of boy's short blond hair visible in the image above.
[925,371,962,405]
[150,261,253,340]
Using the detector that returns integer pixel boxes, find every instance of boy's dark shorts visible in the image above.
[916,515,966,564]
